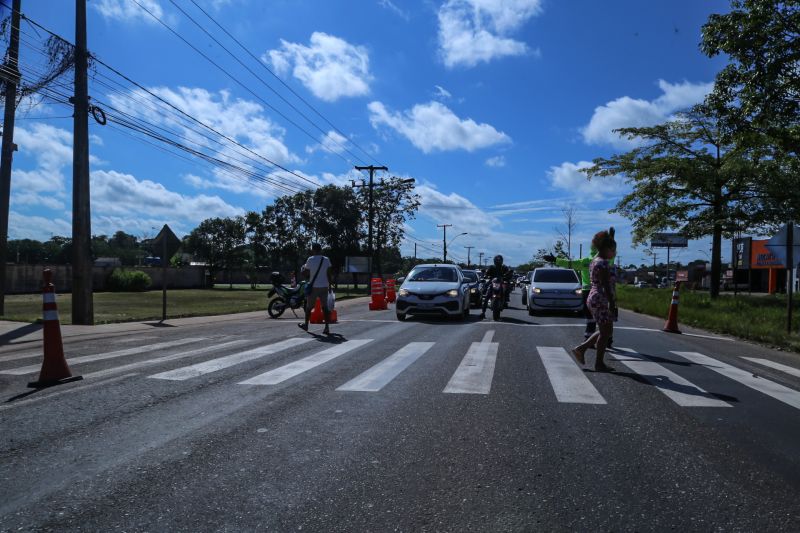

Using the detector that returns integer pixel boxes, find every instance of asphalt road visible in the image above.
[1,291,800,532]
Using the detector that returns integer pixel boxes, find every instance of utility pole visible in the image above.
[437,224,452,263]
[72,0,93,324]
[353,165,387,275]
[464,246,474,268]
[478,252,484,269]
[413,242,417,261]
[0,0,21,316]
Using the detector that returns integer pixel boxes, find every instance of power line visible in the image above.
[185,0,381,167]
[20,12,321,191]
[166,0,365,165]
[129,0,358,169]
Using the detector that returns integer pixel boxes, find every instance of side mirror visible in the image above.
[397,276,405,284]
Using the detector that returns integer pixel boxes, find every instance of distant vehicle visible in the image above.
[461,269,482,307]
[143,256,161,266]
[526,267,582,316]
[635,281,650,288]
[396,264,470,321]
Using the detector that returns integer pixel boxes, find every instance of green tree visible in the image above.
[582,106,760,297]
[362,177,421,275]
[701,0,800,223]
[185,216,247,288]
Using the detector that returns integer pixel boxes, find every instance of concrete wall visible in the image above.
[4,264,207,294]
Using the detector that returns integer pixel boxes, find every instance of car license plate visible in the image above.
[552,300,566,306]
[418,303,434,308]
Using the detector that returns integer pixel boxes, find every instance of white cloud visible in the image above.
[378,0,410,20]
[438,0,543,68]
[368,100,510,153]
[11,124,72,211]
[433,85,452,100]
[485,155,506,167]
[581,80,713,148]
[92,169,244,223]
[305,130,349,155]
[92,0,166,25]
[266,32,372,102]
[547,161,627,201]
[9,211,71,241]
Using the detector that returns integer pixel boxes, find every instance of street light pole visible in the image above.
[464,246,474,268]
[437,224,452,262]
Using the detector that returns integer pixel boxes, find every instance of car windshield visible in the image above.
[407,267,458,282]
[462,271,478,282]
[534,270,579,283]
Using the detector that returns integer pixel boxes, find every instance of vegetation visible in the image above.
[106,269,152,292]
[617,285,800,352]
[0,287,365,324]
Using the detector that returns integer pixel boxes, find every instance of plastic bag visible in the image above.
[327,290,336,311]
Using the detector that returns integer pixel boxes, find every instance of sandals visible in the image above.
[298,323,308,331]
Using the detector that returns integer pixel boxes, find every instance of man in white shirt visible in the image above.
[299,242,334,334]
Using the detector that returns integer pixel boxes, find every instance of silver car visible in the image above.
[396,264,471,321]
[527,267,583,316]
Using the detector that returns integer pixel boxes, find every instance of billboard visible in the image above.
[732,237,751,270]
[651,233,688,248]
[750,239,783,269]
[345,256,372,273]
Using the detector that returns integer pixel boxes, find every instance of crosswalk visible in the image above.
[2,332,800,413]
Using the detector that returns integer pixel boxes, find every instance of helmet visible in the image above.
[493,254,503,267]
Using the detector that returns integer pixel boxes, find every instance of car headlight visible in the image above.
[533,288,541,294]
[575,289,583,295]
[398,288,409,297]
[470,288,477,294]
[447,289,459,298]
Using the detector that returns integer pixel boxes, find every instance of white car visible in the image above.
[527,267,583,316]
[396,264,471,321]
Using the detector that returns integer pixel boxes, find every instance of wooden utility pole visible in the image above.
[72,0,93,324]
[353,165,387,275]
[413,242,416,260]
[437,224,452,262]
[478,252,484,268]
[0,0,21,316]
[464,246,474,268]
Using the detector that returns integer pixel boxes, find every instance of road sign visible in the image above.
[345,256,371,273]
[650,233,688,248]
[732,237,751,269]
[152,224,181,266]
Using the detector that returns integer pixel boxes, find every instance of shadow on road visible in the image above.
[607,369,739,403]
[0,322,42,346]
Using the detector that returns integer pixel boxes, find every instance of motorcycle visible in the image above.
[489,277,505,321]
[267,272,307,319]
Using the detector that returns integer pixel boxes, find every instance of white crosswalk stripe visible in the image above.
[611,348,730,407]
[741,357,800,379]
[536,347,606,404]
[84,340,250,380]
[149,337,313,381]
[0,338,206,375]
[673,351,800,411]
[337,342,435,392]
[444,331,498,394]
[239,339,373,385]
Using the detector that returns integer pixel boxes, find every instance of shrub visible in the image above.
[107,268,152,292]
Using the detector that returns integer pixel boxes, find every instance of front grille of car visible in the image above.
[443,301,459,312]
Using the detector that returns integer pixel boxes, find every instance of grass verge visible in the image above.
[0,287,366,325]
[617,285,800,352]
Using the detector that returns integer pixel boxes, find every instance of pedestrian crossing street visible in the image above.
[2,332,800,411]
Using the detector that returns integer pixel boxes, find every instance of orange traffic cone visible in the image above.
[310,298,324,324]
[28,269,83,388]
[663,281,682,334]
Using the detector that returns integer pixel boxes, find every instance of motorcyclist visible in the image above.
[480,254,513,319]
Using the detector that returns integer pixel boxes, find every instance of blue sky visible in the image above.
[10,0,731,266]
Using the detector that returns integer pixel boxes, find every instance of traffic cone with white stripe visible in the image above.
[27,269,83,388]
[662,281,682,334]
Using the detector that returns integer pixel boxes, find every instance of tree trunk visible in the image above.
[710,222,722,298]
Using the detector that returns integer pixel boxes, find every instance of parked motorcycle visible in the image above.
[267,272,308,319]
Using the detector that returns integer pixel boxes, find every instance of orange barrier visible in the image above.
[310,298,324,324]
[385,279,396,303]
[663,281,682,334]
[28,269,83,389]
[368,277,387,310]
